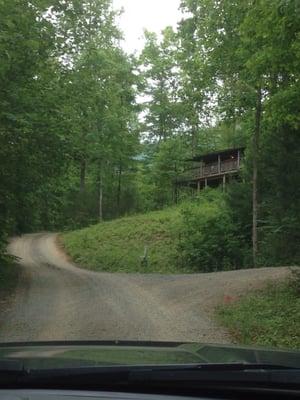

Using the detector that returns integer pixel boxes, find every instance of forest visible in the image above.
[0,0,299,272]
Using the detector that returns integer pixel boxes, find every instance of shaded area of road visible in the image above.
[0,233,290,343]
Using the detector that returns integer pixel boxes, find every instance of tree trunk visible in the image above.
[117,163,122,215]
[98,163,103,222]
[173,162,178,204]
[252,86,262,267]
[80,159,86,193]
[191,124,198,157]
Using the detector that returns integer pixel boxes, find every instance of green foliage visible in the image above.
[218,280,300,350]
[0,0,139,254]
[0,0,299,277]
[63,194,248,275]
[177,190,246,272]
[226,180,252,264]
[139,28,181,141]
[178,0,300,268]
[290,268,300,297]
[62,189,250,275]
[258,125,300,267]
[0,261,19,296]
[62,208,192,274]
[149,137,189,208]
[0,0,68,235]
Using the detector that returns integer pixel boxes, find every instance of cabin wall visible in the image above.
[177,149,244,191]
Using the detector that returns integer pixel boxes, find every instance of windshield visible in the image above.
[0,0,299,368]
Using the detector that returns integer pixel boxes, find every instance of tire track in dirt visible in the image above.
[0,233,290,343]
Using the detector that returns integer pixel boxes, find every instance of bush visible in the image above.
[258,216,300,267]
[177,189,245,272]
[290,268,300,297]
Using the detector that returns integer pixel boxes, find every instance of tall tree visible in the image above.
[179,0,266,265]
[0,0,68,234]
[179,0,300,265]
[139,28,181,142]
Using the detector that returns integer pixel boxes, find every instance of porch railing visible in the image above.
[181,159,240,180]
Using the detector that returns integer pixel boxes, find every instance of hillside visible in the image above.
[61,190,246,274]
[62,208,192,274]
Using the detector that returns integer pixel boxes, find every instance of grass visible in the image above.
[62,207,192,274]
[217,280,300,350]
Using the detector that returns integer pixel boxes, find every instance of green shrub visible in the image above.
[290,268,300,297]
[177,189,244,272]
[258,216,300,267]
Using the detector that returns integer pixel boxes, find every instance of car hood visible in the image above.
[0,341,299,369]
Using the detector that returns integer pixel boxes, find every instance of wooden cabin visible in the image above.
[177,147,244,191]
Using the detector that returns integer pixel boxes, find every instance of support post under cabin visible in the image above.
[197,180,201,194]
[205,178,208,188]
[237,149,240,168]
[218,154,221,174]
[200,161,203,178]
[223,174,226,191]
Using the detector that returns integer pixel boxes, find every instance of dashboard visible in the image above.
[0,391,216,400]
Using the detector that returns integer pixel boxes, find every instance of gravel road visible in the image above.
[0,233,290,343]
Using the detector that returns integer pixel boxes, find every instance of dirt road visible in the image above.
[0,233,290,343]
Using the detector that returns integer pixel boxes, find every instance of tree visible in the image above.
[178,0,265,265]
[47,0,139,225]
[179,0,300,266]
[0,0,139,242]
[0,0,68,233]
[139,28,181,142]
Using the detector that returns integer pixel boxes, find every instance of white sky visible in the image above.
[113,0,182,53]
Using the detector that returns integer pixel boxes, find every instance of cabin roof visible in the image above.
[186,147,245,163]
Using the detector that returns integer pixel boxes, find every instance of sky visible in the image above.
[113,0,182,53]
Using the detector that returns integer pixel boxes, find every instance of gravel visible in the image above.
[0,233,290,343]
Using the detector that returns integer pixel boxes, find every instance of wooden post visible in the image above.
[223,174,226,191]
[205,178,208,188]
[197,180,201,194]
[218,154,221,174]
[237,150,240,168]
[200,161,203,178]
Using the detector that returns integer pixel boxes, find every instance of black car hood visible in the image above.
[0,341,299,369]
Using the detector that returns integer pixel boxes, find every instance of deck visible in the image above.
[179,159,240,182]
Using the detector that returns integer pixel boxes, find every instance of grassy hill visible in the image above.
[62,207,192,274]
[61,190,243,274]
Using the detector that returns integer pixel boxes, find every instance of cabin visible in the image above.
[177,147,245,191]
